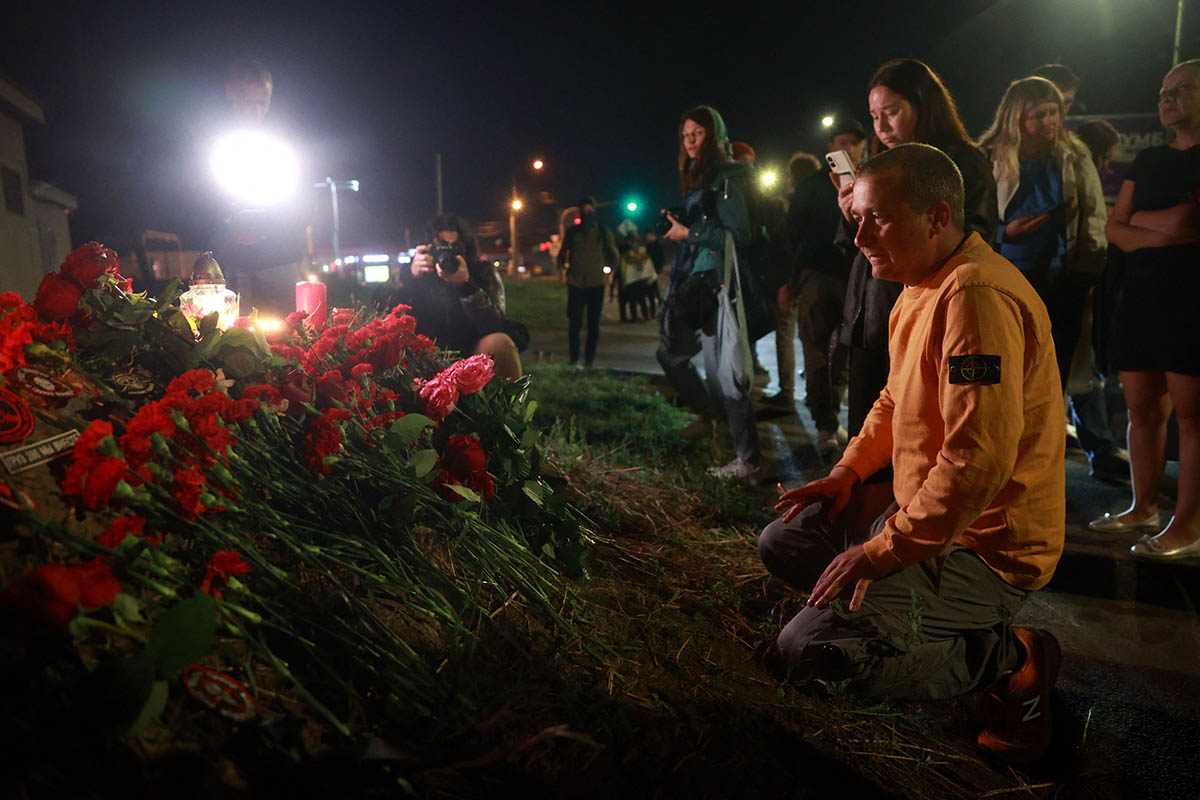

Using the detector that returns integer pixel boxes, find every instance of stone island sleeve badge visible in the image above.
[947,354,1001,385]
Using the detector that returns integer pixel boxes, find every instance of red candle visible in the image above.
[295,279,327,331]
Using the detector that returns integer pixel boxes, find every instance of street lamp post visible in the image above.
[507,159,543,276]
[509,186,522,275]
[314,178,360,267]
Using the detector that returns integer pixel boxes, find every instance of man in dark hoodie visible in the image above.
[557,196,619,368]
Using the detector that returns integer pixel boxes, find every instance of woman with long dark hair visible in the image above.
[657,105,763,482]
[835,59,998,438]
[1088,60,1200,558]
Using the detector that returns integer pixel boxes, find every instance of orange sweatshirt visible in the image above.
[838,233,1065,591]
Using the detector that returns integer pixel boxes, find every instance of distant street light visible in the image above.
[532,159,545,170]
[511,198,523,212]
[759,170,778,189]
[821,115,835,128]
[626,201,638,212]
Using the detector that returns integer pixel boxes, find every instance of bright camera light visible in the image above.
[821,115,835,128]
[603,266,612,274]
[362,254,389,264]
[212,130,300,207]
[363,265,390,283]
[517,265,526,273]
[760,170,778,188]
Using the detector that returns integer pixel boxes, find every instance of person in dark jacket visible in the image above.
[659,105,764,482]
[783,121,867,453]
[834,59,999,438]
[556,195,619,367]
[384,214,521,379]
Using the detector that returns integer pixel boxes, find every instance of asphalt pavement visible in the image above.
[521,300,1200,799]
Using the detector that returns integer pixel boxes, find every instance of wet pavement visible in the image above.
[523,306,1200,798]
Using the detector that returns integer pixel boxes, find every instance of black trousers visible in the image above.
[848,346,890,439]
[567,285,604,365]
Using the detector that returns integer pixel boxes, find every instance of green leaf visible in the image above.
[448,484,481,503]
[147,594,217,677]
[113,593,144,624]
[524,400,538,423]
[218,326,266,357]
[522,480,545,507]
[520,427,539,449]
[410,448,438,478]
[389,414,436,445]
[155,278,183,309]
[127,680,169,737]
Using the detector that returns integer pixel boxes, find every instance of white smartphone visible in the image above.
[825,150,857,188]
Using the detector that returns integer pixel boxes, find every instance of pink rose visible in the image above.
[447,354,494,395]
[415,376,459,421]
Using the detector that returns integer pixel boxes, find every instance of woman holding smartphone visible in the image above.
[1088,60,1200,558]
[978,77,1108,391]
[657,105,762,483]
[835,59,998,437]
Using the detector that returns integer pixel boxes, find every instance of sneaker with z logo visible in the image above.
[977,628,1062,763]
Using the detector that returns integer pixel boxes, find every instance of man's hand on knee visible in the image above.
[807,544,888,611]
[775,465,859,522]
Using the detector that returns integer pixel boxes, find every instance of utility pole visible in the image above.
[434,153,444,216]
[315,178,360,267]
[508,180,521,276]
[1174,0,1186,66]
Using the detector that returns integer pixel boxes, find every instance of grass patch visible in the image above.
[525,364,693,464]
[504,277,568,330]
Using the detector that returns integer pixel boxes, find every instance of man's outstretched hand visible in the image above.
[774,465,859,523]
[806,544,888,611]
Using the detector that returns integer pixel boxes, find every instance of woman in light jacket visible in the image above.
[979,76,1108,390]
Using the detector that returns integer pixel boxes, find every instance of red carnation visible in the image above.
[33,272,83,320]
[315,370,352,410]
[241,384,282,406]
[171,468,208,519]
[0,563,81,636]
[98,516,146,548]
[81,457,129,510]
[199,550,251,597]
[74,559,122,608]
[351,363,373,380]
[165,369,216,397]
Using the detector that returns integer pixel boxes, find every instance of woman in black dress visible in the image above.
[1088,60,1200,558]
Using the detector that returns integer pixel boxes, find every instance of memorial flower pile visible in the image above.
[0,243,588,748]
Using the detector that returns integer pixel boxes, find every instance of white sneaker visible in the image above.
[706,457,763,484]
[817,426,849,452]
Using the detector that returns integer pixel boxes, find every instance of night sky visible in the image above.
[3,0,1197,253]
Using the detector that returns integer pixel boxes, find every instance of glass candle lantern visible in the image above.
[179,252,239,332]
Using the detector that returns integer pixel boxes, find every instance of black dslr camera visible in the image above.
[429,240,465,275]
[654,206,685,237]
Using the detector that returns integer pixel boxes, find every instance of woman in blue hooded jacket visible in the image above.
[657,105,763,482]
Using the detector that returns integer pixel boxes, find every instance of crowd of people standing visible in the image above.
[651,56,1199,565]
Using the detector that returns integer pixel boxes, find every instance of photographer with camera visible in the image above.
[387,214,522,380]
